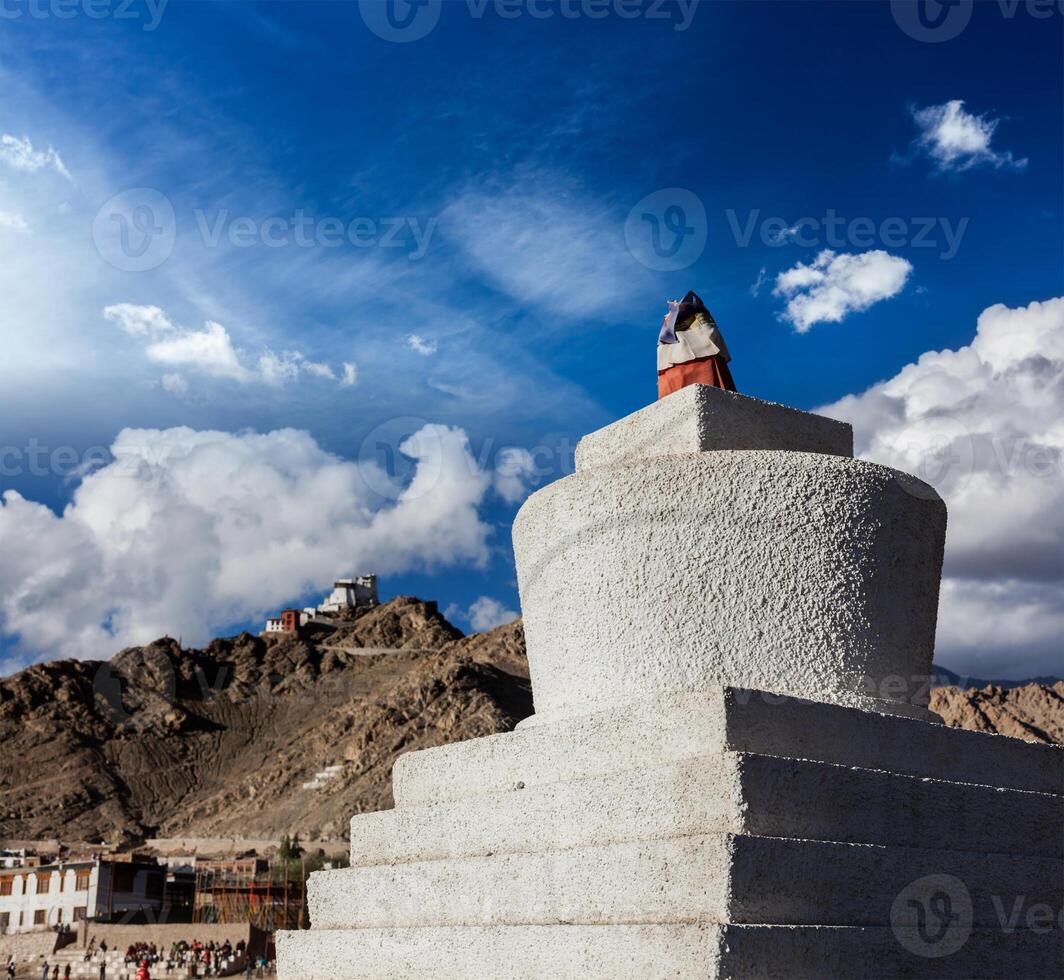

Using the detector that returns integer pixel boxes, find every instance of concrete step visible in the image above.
[277,922,1064,979]
[392,687,1063,808]
[311,833,1060,930]
[353,751,1061,866]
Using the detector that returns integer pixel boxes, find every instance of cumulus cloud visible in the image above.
[0,423,496,663]
[820,297,1064,679]
[493,447,538,504]
[465,596,520,632]
[773,249,912,332]
[0,134,71,179]
[340,362,358,387]
[407,334,438,356]
[909,100,1027,173]
[146,321,249,381]
[105,303,174,337]
[0,210,30,234]
[105,304,349,389]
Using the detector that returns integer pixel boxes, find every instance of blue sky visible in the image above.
[0,0,1061,680]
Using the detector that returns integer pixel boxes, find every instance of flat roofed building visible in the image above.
[0,859,164,934]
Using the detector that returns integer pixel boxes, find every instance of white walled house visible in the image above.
[318,575,379,614]
[0,859,164,934]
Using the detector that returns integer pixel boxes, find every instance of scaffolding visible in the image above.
[191,859,306,933]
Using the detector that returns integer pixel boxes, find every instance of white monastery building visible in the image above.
[318,575,379,614]
[0,858,164,934]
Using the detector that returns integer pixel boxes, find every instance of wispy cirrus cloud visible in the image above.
[0,134,71,179]
[441,176,646,321]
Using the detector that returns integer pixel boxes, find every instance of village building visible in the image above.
[0,857,164,934]
[265,609,302,634]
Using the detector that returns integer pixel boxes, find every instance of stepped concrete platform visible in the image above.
[279,389,1063,978]
[354,752,1060,866]
[279,923,1062,980]
[392,687,1062,804]
[311,834,1059,929]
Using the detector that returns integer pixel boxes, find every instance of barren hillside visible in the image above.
[931,680,1064,744]
[0,598,530,844]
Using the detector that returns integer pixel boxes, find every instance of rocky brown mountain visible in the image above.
[0,598,530,845]
[0,600,1058,846]
[930,680,1064,744]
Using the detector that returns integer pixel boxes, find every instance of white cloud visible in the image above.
[0,134,71,179]
[340,362,358,387]
[146,321,249,381]
[160,373,189,397]
[773,249,913,332]
[104,303,174,337]
[257,348,335,387]
[0,210,29,234]
[105,305,349,389]
[0,423,496,663]
[820,296,1064,679]
[909,100,1027,173]
[407,333,438,356]
[465,595,520,632]
[493,446,538,504]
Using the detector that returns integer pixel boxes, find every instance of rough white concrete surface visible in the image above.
[308,834,1058,930]
[574,384,854,471]
[514,451,946,720]
[393,688,1063,807]
[354,752,1059,866]
[278,390,1061,978]
[276,924,1062,980]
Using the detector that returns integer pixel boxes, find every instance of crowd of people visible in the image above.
[58,937,273,979]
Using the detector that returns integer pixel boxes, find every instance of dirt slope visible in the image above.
[0,598,530,844]
[931,681,1064,744]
